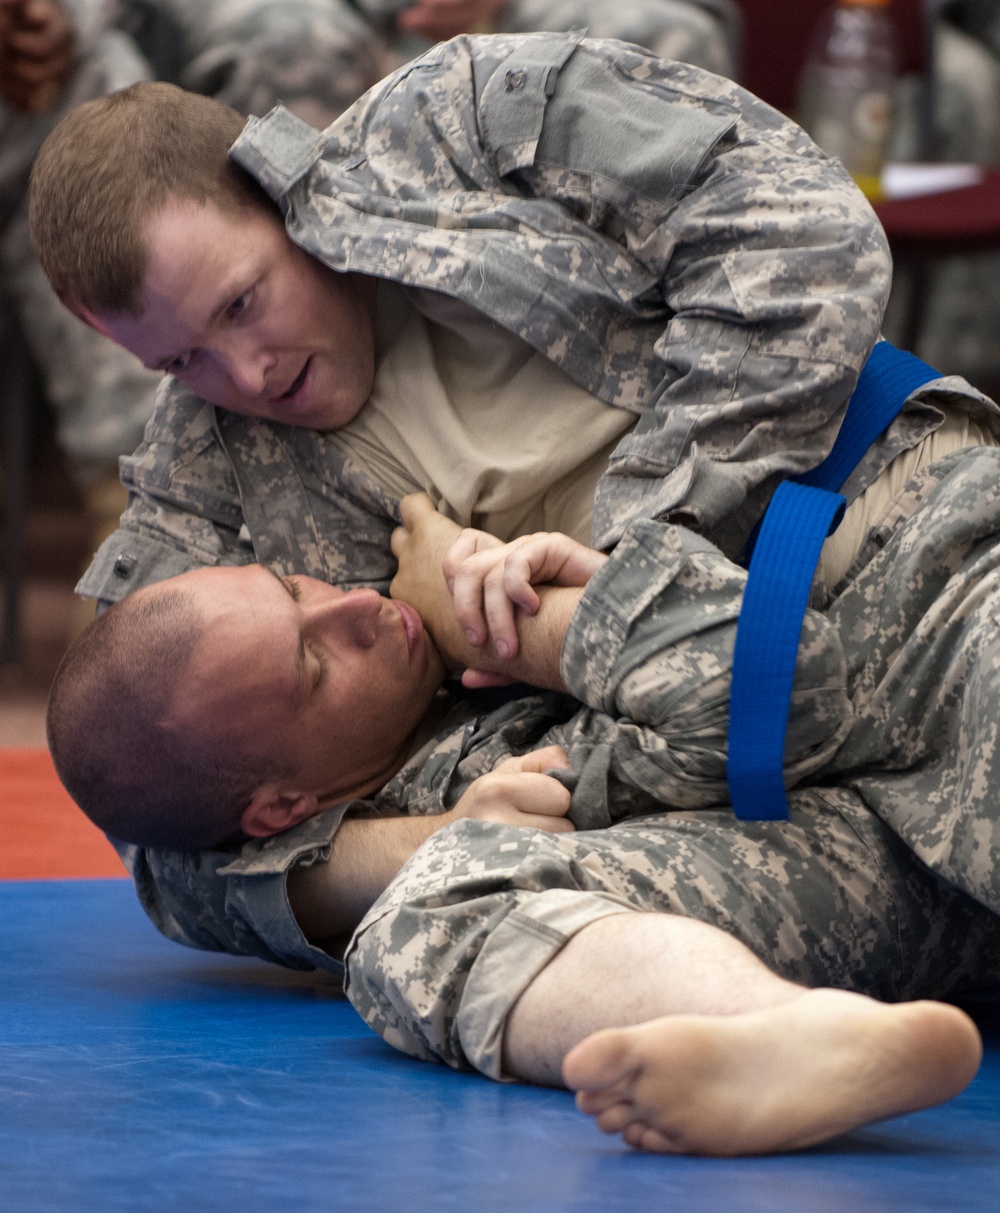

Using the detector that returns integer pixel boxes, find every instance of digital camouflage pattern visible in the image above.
[5,0,736,482]
[4,0,375,484]
[824,447,1000,913]
[344,445,1000,1075]
[115,497,848,972]
[160,0,741,132]
[91,33,996,985]
[344,798,1000,1077]
[119,443,1000,1071]
[82,30,960,612]
[112,441,1000,1074]
[156,0,1000,396]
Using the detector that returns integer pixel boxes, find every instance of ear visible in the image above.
[241,785,321,839]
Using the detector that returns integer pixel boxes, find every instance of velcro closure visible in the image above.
[230,106,328,200]
[479,30,586,176]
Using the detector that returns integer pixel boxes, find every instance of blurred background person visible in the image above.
[881,0,1000,398]
[1,0,156,567]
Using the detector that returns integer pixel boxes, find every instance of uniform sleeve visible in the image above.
[235,33,892,555]
[111,716,479,968]
[116,806,354,971]
[483,38,893,551]
[558,518,853,806]
[75,379,254,603]
[77,377,405,603]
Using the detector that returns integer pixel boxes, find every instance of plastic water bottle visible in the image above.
[797,0,899,201]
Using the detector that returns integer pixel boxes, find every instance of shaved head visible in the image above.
[47,584,282,850]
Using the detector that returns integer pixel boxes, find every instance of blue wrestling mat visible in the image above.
[2,879,999,1213]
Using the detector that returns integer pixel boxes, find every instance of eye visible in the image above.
[309,643,327,689]
[281,576,302,603]
[226,289,254,321]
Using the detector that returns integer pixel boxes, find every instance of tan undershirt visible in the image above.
[327,285,637,545]
[331,286,995,578]
[817,406,1000,589]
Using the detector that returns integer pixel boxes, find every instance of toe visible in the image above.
[575,1083,629,1115]
[620,1121,683,1153]
[634,1124,683,1154]
[563,1027,639,1093]
[594,1102,634,1135]
[621,1121,650,1150]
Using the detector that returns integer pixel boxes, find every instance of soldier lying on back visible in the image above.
[29,35,1000,1155]
[47,476,1000,1155]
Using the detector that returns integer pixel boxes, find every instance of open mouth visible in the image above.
[276,357,311,403]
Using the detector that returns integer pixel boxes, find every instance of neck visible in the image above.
[316,687,449,809]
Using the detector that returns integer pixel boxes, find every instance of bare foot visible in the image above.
[562,989,982,1156]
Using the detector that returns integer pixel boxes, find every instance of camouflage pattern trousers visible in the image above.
[345,446,1000,1079]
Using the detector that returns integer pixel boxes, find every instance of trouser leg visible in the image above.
[826,446,1000,914]
[345,788,1000,1079]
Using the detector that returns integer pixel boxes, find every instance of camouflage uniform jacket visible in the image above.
[95,32,996,964]
[124,444,1000,983]
[82,28,991,617]
[120,511,849,971]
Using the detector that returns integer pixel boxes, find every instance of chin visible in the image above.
[326,397,369,430]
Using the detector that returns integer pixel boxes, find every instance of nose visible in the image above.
[304,586,382,649]
[217,336,275,399]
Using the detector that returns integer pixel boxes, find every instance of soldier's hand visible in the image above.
[397,0,509,41]
[446,529,607,666]
[0,0,75,114]
[390,493,471,670]
[447,747,574,834]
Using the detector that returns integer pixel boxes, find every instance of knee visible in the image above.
[344,905,452,1064]
[343,818,594,1068]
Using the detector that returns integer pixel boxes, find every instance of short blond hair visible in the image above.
[29,81,274,316]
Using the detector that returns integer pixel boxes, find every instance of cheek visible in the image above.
[174,362,215,398]
[328,387,369,427]
[180,367,256,415]
[302,695,355,758]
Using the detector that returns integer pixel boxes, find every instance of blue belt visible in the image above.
[726,342,942,821]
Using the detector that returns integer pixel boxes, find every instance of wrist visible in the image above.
[466,586,578,691]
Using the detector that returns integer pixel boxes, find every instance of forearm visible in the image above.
[440,584,581,693]
[389,500,584,691]
[287,811,453,947]
[289,741,580,948]
[558,518,852,802]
